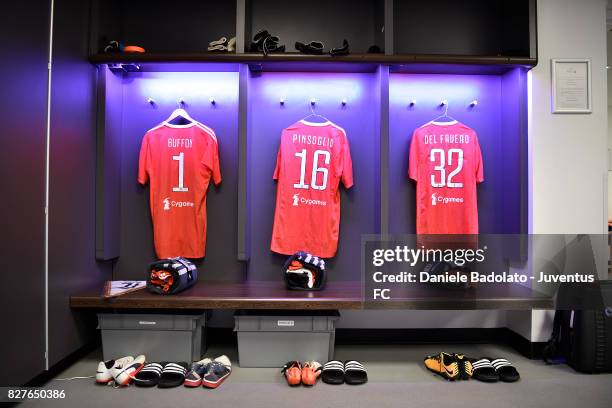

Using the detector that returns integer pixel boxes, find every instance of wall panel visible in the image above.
[48,0,112,367]
[0,0,49,386]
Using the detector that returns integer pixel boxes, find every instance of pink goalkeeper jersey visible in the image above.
[271,120,353,258]
[408,120,483,235]
[138,121,221,259]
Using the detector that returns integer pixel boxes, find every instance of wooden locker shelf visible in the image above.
[89,52,537,74]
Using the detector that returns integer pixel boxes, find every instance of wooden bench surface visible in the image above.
[70,281,553,310]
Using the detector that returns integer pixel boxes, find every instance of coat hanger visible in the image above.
[301,99,329,123]
[431,100,456,123]
[165,100,195,125]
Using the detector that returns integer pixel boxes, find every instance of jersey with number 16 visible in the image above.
[271,120,353,258]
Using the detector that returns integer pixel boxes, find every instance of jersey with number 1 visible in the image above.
[138,121,221,259]
[408,120,483,235]
[271,120,353,258]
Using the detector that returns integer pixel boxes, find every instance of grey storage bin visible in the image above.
[98,313,206,362]
[234,311,339,367]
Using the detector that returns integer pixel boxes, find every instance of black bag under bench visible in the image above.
[544,281,612,373]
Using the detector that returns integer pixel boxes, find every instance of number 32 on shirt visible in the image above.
[430,148,464,188]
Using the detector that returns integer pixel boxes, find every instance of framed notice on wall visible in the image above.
[551,59,592,114]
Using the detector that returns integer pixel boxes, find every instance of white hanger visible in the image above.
[431,100,456,123]
[165,100,195,124]
[165,108,194,123]
[301,99,329,123]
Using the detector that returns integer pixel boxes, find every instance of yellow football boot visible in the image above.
[453,353,473,380]
[424,352,460,381]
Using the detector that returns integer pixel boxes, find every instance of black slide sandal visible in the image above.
[491,358,520,382]
[157,362,188,388]
[470,358,499,382]
[321,360,345,384]
[344,360,367,385]
[134,362,163,387]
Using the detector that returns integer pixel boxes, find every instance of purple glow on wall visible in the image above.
[257,72,366,106]
[134,71,239,108]
[389,74,486,109]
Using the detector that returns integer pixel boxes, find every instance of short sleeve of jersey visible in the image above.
[340,136,354,188]
[273,146,281,180]
[408,129,420,181]
[475,136,484,183]
[202,136,222,186]
[138,133,151,185]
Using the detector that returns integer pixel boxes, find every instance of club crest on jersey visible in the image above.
[163,197,171,211]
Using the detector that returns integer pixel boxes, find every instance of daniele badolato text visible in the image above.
[370,246,595,285]
[372,270,594,284]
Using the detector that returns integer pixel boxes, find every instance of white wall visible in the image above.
[335,310,506,329]
[512,0,609,342]
[530,0,608,235]
[607,29,612,217]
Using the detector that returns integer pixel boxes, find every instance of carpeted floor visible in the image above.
[21,344,612,408]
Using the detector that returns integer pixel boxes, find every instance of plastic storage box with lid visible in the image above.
[98,313,206,362]
[234,310,339,367]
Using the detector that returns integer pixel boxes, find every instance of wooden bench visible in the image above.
[70,281,553,310]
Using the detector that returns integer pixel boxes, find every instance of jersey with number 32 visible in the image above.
[271,120,353,258]
[408,120,483,235]
[138,121,221,259]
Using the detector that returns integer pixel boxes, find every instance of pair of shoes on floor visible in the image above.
[470,357,520,382]
[321,360,367,385]
[184,355,232,389]
[208,37,236,52]
[96,355,146,386]
[424,352,472,381]
[282,361,321,386]
[250,30,285,55]
[133,362,191,388]
[424,352,520,382]
[295,39,350,56]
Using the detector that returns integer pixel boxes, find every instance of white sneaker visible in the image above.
[112,355,146,386]
[96,356,133,384]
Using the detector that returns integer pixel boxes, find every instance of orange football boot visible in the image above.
[301,361,322,386]
[282,361,302,386]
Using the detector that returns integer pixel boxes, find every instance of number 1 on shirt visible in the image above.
[172,152,188,192]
